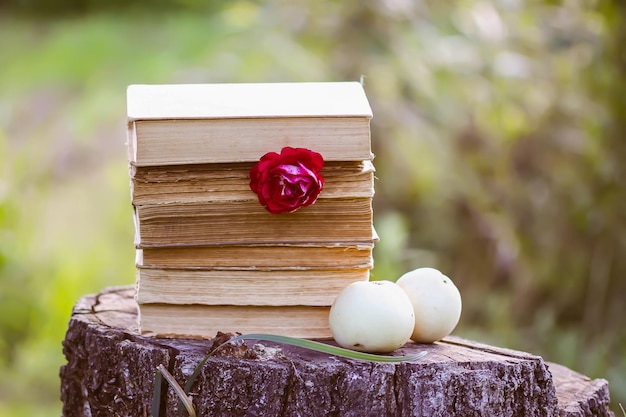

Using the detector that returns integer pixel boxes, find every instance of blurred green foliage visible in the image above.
[1,0,624,415]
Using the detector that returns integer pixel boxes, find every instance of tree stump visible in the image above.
[60,286,614,417]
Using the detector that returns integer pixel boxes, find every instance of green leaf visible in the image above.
[225,333,429,363]
[183,333,428,396]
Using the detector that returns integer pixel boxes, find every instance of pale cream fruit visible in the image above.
[396,267,462,343]
[328,280,415,353]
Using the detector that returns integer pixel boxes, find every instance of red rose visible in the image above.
[250,147,325,214]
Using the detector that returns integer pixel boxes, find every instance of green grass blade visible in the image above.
[183,333,428,395]
[227,333,429,363]
[151,367,163,417]
[155,364,196,417]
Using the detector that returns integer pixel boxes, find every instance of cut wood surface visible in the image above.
[60,286,615,417]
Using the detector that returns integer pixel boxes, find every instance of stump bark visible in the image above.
[60,286,614,417]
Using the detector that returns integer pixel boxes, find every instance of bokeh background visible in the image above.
[1,0,625,414]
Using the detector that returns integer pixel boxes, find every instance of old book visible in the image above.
[130,160,375,205]
[134,197,374,247]
[135,268,370,306]
[138,304,332,339]
[136,243,374,270]
[127,82,373,166]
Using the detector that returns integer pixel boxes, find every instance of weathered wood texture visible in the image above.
[60,286,614,417]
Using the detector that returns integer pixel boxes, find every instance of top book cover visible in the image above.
[127,82,373,166]
[127,82,373,120]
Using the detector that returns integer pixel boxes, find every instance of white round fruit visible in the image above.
[396,267,462,343]
[329,280,415,353]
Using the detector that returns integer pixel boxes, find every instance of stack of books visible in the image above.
[127,82,376,339]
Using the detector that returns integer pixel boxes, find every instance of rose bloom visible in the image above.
[249,147,325,214]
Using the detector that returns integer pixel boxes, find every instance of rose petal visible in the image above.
[249,147,325,214]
